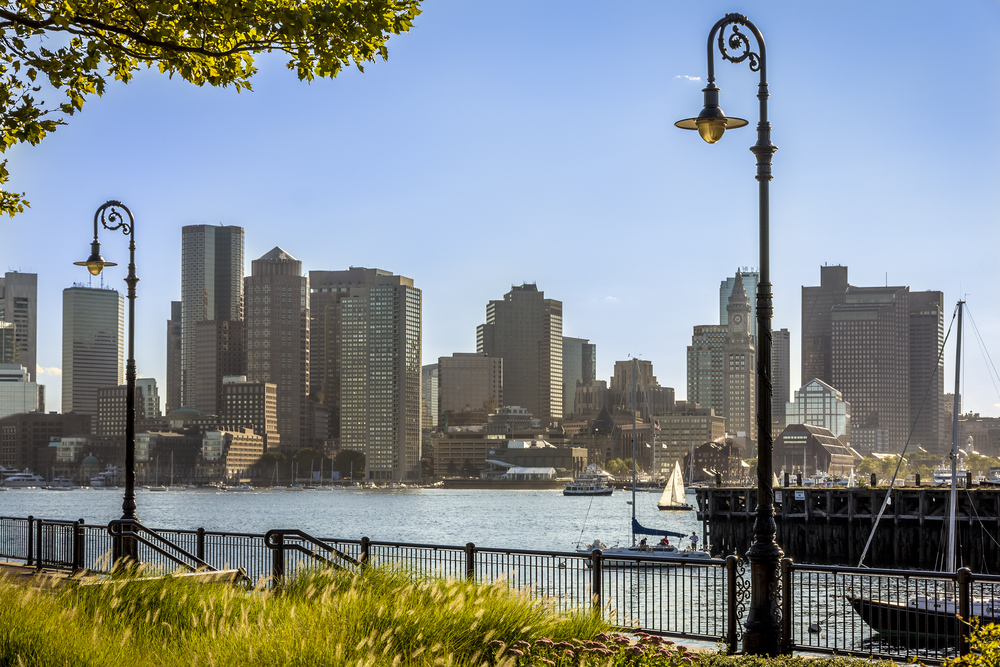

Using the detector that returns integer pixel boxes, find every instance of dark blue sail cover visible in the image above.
[632,518,685,539]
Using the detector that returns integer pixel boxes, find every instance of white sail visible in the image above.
[658,462,686,508]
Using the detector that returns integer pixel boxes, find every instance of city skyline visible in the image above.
[3,2,998,417]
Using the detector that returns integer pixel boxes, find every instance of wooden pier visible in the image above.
[697,486,1000,570]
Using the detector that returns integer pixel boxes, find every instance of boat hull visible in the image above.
[846,595,999,646]
[657,504,693,511]
[564,488,613,496]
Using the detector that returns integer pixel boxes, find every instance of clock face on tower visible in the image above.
[734,315,742,324]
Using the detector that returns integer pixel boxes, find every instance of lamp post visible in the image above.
[75,200,139,561]
[675,14,781,655]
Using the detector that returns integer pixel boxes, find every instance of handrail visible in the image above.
[264,528,361,585]
[108,519,216,573]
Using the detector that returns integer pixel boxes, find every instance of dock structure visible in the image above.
[697,486,1000,570]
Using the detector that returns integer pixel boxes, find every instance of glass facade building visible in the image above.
[310,268,422,481]
[784,378,851,441]
[62,285,124,418]
[180,225,244,409]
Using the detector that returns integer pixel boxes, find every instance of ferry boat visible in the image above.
[563,464,614,496]
[1,469,45,488]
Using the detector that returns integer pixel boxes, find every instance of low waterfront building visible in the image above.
[682,439,744,485]
[774,423,861,478]
[197,429,265,483]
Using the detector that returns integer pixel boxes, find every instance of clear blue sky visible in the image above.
[5,1,1000,419]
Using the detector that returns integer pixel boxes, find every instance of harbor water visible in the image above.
[0,486,704,551]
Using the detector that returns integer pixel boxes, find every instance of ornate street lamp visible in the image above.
[675,14,781,655]
[75,200,139,561]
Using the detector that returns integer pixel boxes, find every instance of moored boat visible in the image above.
[563,464,614,496]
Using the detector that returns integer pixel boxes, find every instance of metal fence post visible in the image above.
[73,519,84,572]
[360,536,370,569]
[958,567,972,656]
[465,542,476,581]
[591,550,603,611]
[26,515,33,566]
[34,519,43,572]
[271,533,285,587]
[781,558,793,654]
[196,527,205,562]
[726,555,738,654]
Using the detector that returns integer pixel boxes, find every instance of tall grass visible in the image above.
[0,564,610,666]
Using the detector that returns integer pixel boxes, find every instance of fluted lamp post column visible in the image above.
[74,200,139,562]
[675,14,781,655]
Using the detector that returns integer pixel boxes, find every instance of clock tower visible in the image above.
[723,272,756,450]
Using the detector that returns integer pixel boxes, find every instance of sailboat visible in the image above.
[168,452,185,490]
[657,461,693,511]
[577,358,710,564]
[847,301,1000,645]
[148,455,167,492]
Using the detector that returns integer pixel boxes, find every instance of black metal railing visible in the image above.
[35,519,85,572]
[780,559,1000,662]
[5,515,994,662]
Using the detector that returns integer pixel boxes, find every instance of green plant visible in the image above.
[943,622,1000,667]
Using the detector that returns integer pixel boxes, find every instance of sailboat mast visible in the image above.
[631,357,637,543]
[946,301,964,574]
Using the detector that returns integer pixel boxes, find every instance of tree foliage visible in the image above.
[0,0,421,216]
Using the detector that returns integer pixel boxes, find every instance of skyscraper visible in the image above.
[802,266,945,453]
[609,359,674,424]
[831,285,910,452]
[909,291,945,453]
[62,285,124,418]
[194,319,246,416]
[180,225,244,408]
[772,328,791,429]
[246,248,309,451]
[310,267,422,480]
[720,270,760,343]
[438,353,502,418]
[562,337,596,417]
[0,272,37,380]
[722,273,756,447]
[686,325,726,415]
[165,301,182,413]
[421,364,439,430]
[801,265,849,387]
[477,284,562,421]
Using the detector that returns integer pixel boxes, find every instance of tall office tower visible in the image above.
[421,364,439,430]
[686,324,727,414]
[831,284,910,451]
[165,301,182,412]
[772,328,791,429]
[476,284,562,421]
[801,265,850,386]
[0,322,15,364]
[245,248,309,452]
[609,359,674,423]
[194,319,246,415]
[309,267,422,480]
[180,224,244,409]
[562,337,596,416]
[720,270,760,343]
[135,378,162,418]
[438,353,503,419]
[0,272,37,380]
[909,291,946,453]
[722,273,756,446]
[0,363,44,419]
[62,285,124,419]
